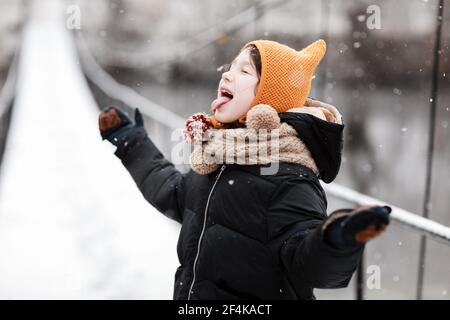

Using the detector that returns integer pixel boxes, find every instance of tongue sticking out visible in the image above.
[211,96,232,112]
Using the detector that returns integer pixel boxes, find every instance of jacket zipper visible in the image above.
[187,164,226,300]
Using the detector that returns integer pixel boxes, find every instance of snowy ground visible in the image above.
[0,0,179,299]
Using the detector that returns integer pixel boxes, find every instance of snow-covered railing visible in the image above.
[75,32,186,161]
[323,183,450,245]
[75,33,184,130]
[74,30,450,247]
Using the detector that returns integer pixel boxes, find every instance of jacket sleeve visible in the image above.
[113,128,186,224]
[270,179,364,291]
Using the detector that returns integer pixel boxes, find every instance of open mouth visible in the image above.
[220,88,234,100]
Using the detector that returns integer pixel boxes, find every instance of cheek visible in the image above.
[235,78,258,100]
[233,80,258,115]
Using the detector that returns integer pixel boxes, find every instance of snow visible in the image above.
[0,0,179,299]
[393,88,402,95]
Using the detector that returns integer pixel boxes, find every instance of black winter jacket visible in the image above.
[113,113,363,300]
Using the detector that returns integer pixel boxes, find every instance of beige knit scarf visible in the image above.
[190,98,342,175]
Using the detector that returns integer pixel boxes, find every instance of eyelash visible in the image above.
[221,63,251,74]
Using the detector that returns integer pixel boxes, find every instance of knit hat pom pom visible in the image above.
[246,104,280,130]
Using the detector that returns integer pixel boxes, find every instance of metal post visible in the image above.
[356,253,365,300]
[416,0,445,300]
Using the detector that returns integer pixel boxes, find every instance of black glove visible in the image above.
[322,205,391,250]
[98,106,145,148]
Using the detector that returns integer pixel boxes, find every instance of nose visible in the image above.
[222,70,233,82]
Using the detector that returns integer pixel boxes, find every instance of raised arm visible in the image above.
[99,107,186,223]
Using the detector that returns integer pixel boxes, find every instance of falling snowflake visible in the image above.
[393,88,402,95]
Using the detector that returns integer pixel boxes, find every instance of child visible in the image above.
[98,39,391,300]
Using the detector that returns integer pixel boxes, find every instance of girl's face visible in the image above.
[211,48,259,123]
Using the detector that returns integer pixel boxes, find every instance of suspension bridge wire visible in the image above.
[416,0,445,300]
[85,0,292,70]
[75,32,185,130]
[318,0,331,101]
[0,47,20,119]
[0,44,20,171]
[105,0,260,53]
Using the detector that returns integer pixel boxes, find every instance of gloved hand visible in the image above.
[322,205,391,250]
[98,106,145,147]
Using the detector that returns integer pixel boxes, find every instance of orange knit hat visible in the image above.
[246,39,326,112]
[210,39,327,128]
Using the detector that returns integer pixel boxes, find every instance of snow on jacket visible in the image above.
[113,98,363,300]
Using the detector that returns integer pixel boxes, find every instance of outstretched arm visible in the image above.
[270,180,390,292]
[99,107,186,224]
